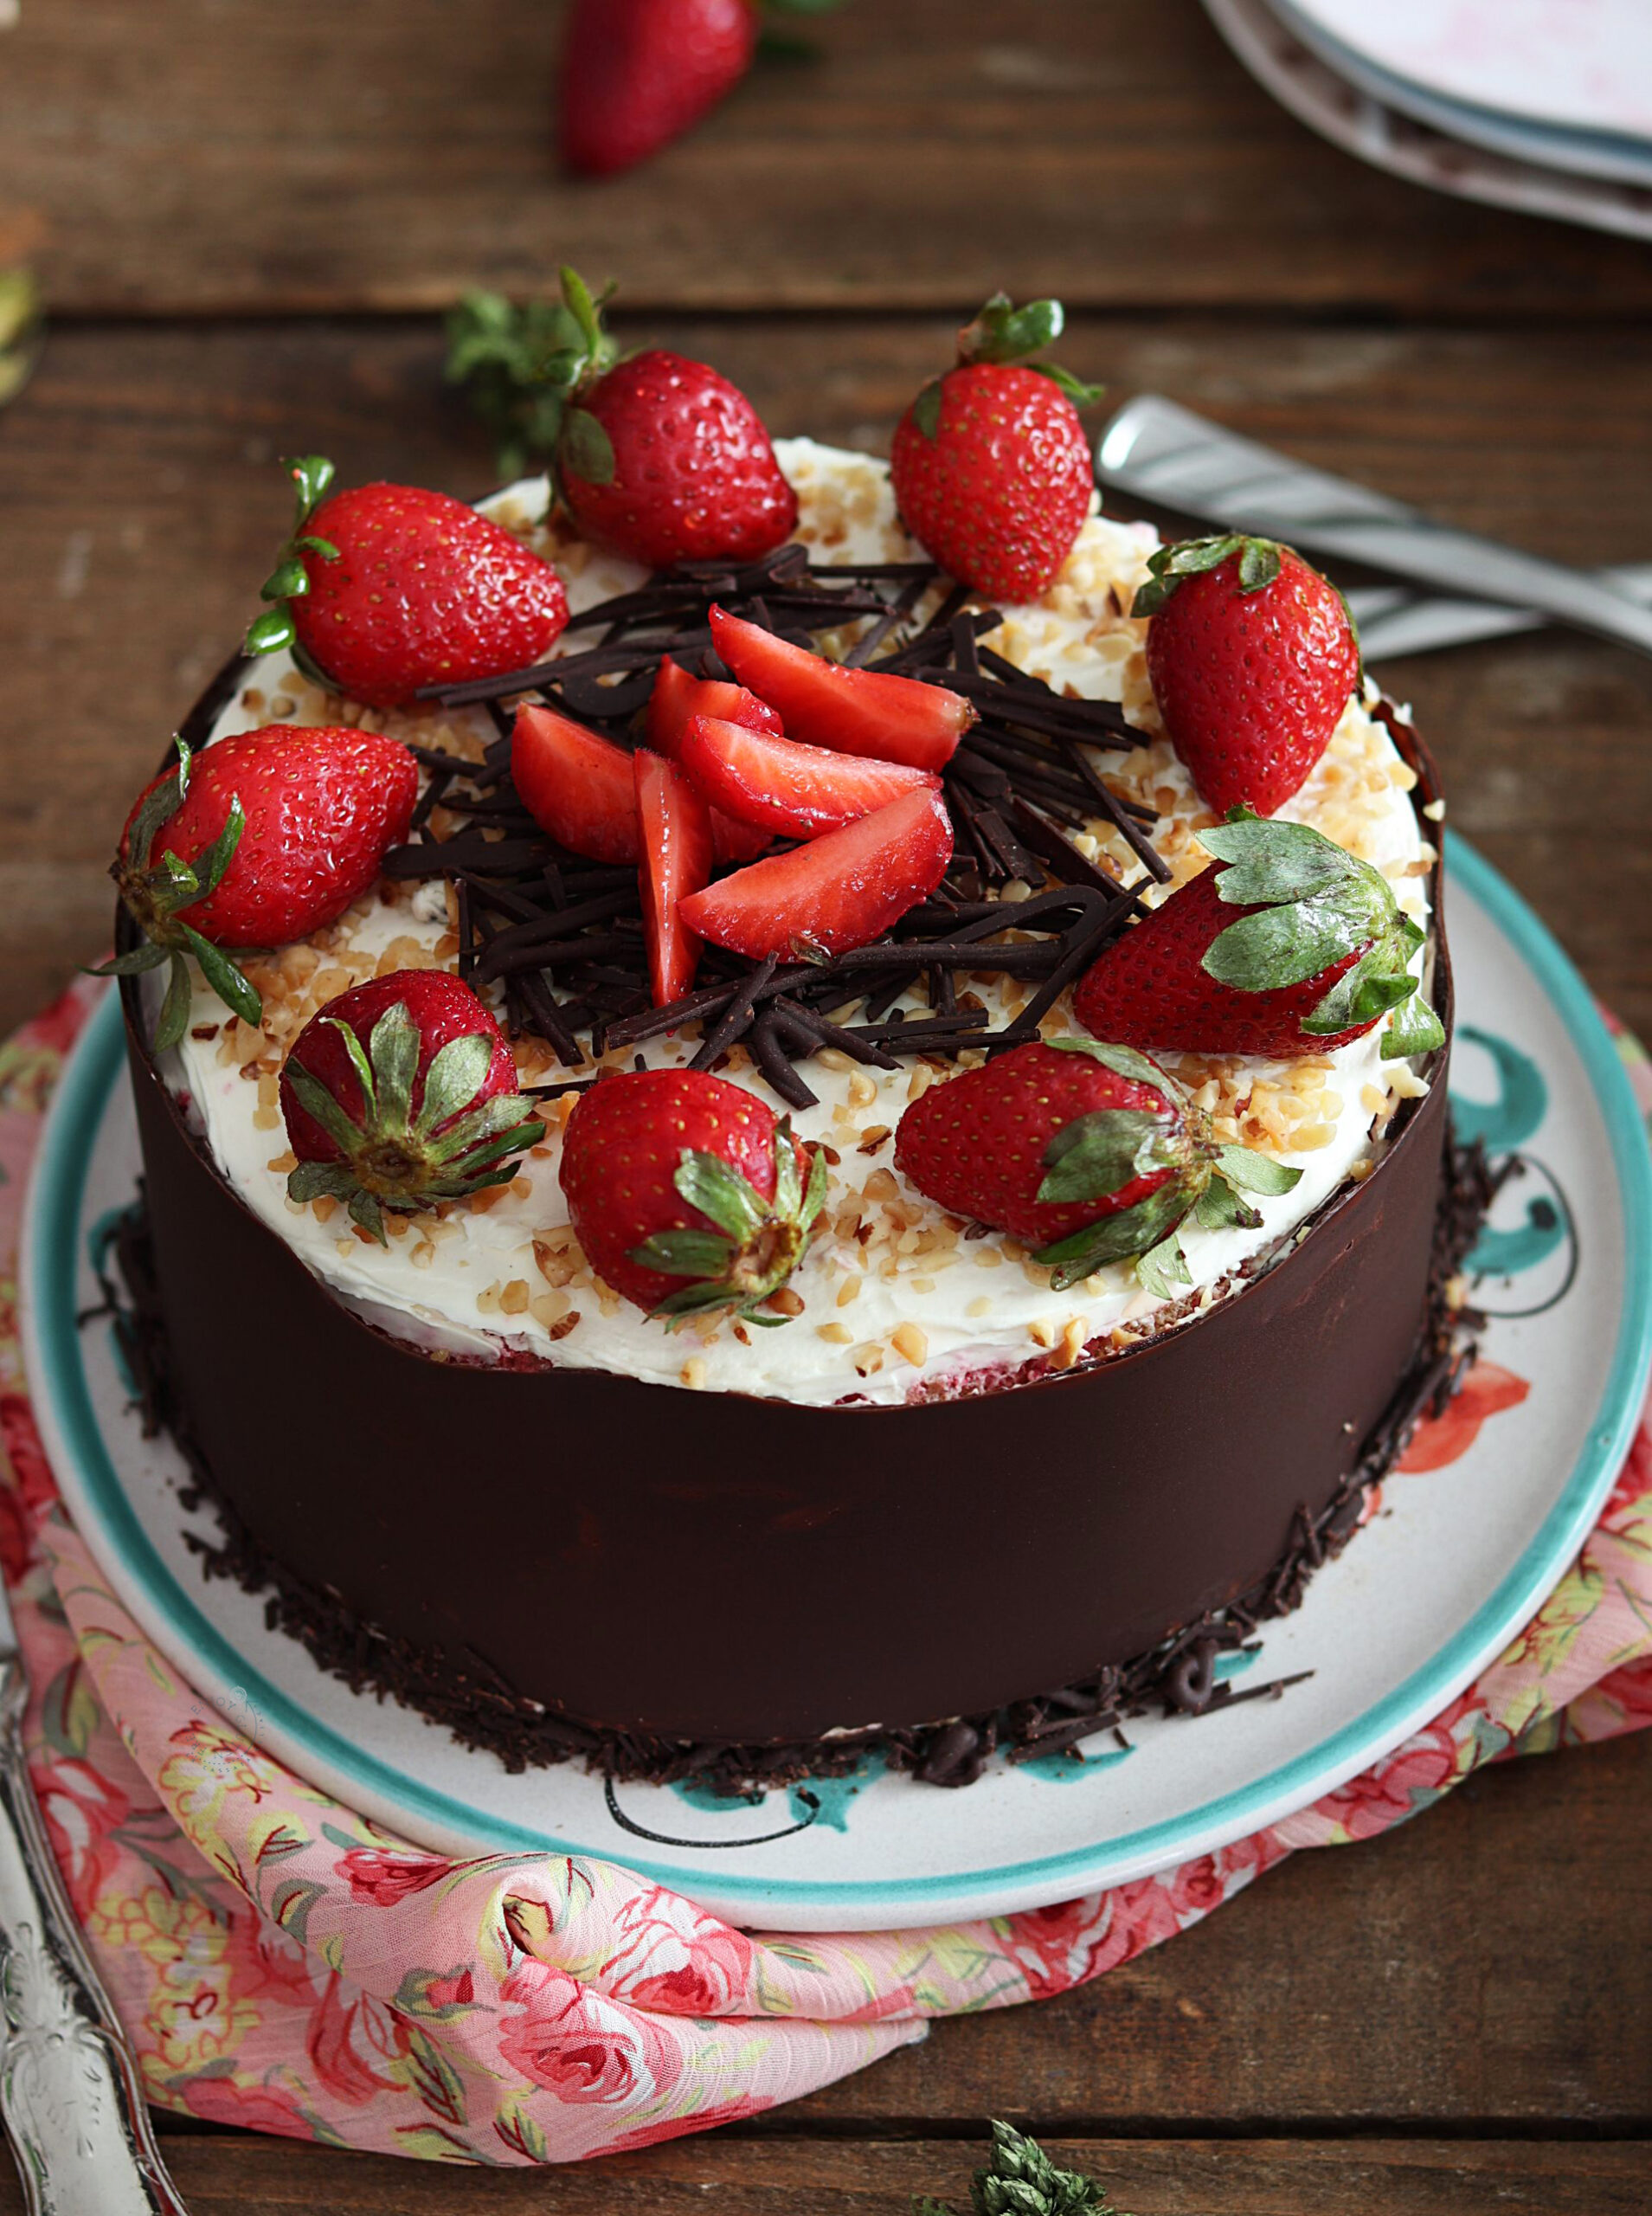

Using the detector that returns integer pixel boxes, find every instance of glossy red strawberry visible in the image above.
[280,970,538,1244]
[678,786,953,959]
[709,605,974,771]
[511,704,640,864]
[559,1067,825,1323]
[646,659,775,861]
[895,1037,1301,1298]
[635,747,713,1005]
[106,725,417,1049]
[680,714,939,840]
[243,456,568,711]
[1135,535,1360,815]
[1072,815,1444,1060]
[890,293,1102,603]
[560,0,756,179]
[540,270,795,570]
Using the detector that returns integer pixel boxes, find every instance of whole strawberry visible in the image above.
[540,268,796,569]
[896,1038,1301,1299]
[103,725,417,1049]
[890,293,1102,604]
[559,1067,825,1324]
[244,455,569,709]
[561,0,756,178]
[280,970,539,1244]
[1135,535,1360,815]
[1073,814,1445,1061]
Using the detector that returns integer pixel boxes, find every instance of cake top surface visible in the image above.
[156,439,1437,1407]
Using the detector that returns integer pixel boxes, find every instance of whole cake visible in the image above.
[109,288,1469,1788]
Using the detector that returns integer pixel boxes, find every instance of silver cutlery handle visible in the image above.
[0,1673,189,2215]
[1098,395,1652,661]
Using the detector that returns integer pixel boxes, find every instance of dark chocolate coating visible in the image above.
[121,672,1451,1745]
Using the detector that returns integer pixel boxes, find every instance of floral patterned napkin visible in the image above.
[0,977,1648,2165]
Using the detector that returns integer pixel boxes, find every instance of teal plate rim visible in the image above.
[20,835,1652,1919]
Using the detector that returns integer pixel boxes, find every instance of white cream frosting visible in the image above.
[164,441,1436,1408]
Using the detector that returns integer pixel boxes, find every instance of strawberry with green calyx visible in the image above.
[280,971,540,1246]
[559,1067,826,1325]
[498,267,797,570]
[94,734,259,1052]
[1133,534,1360,816]
[895,1036,1300,1303]
[102,720,418,1052]
[1073,813,1444,1062]
[890,292,1104,604]
[916,2118,1125,2216]
[244,457,569,711]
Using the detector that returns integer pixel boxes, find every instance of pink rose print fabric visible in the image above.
[0,979,1648,2165]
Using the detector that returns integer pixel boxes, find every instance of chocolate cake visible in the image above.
[107,376,1468,1789]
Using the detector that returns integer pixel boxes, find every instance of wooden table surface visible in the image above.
[0,3,1649,2207]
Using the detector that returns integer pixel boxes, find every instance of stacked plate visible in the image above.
[1204,0,1652,241]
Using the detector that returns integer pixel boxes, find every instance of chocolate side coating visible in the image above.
[115,682,1460,1762]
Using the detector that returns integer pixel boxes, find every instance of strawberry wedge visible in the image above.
[646,656,782,756]
[679,787,954,960]
[511,704,639,864]
[681,714,940,841]
[635,749,713,1006]
[709,605,975,771]
[646,660,773,863]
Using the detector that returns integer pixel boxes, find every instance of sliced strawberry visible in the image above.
[680,715,940,841]
[635,748,713,1007]
[678,787,953,960]
[646,656,783,757]
[511,704,639,865]
[646,660,775,864]
[708,606,975,772]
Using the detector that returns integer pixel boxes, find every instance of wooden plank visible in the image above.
[2,316,1647,1037]
[0,2133,1636,2213]
[4,0,1652,318]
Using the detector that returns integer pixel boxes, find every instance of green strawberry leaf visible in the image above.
[1382,994,1446,1060]
[1199,814,1366,905]
[1037,1108,1175,1207]
[1202,897,1374,993]
[368,1002,421,1135]
[414,1027,493,1136]
[560,406,616,487]
[1135,1229,1192,1302]
[911,378,944,441]
[631,1228,740,1279]
[243,605,297,657]
[673,1150,770,1245]
[1041,1036,1179,1102]
[176,924,261,1028]
[285,454,336,526]
[283,1058,368,1156]
[286,1160,357,1204]
[152,951,195,1053]
[1192,1175,1261,1232]
[1031,362,1107,409]
[1033,1178,1192,1292]
[1213,1143,1302,1195]
[346,1187,388,1246]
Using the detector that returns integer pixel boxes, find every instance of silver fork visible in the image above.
[1096,392,1652,663]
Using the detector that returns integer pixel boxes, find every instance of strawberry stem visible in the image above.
[243,454,342,686]
[632,1121,827,1328]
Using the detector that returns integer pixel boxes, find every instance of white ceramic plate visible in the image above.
[1203,0,1652,245]
[19,839,1652,1934]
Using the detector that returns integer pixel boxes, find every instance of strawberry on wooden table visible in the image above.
[890,292,1103,604]
[646,659,775,861]
[280,970,540,1244]
[708,604,974,771]
[678,785,953,959]
[511,703,641,865]
[519,268,796,569]
[635,747,713,1006]
[244,456,569,710]
[1135,534,1360,816]
[559,1068,826,1324]
[101,724,417,1049]
[1073,814,1444,1060]
[895,1037,1302,1301]
[560,0,756,178]
[679,714,940,840]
